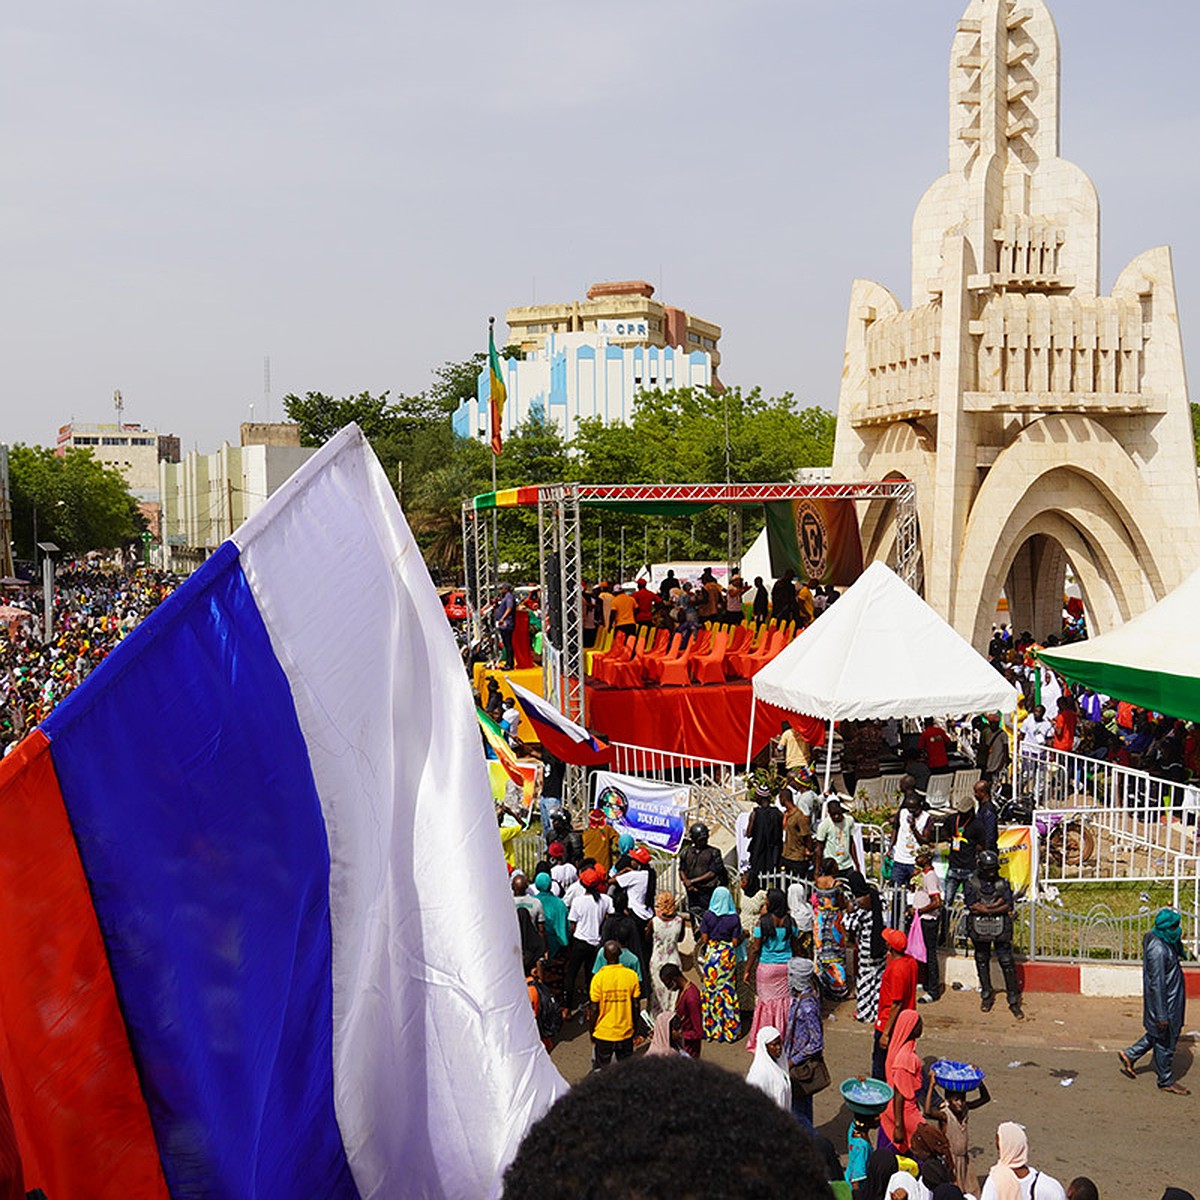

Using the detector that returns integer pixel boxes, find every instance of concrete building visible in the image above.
[506,280,722,370]
[452,332,713,446]
[55,422,180,501]
[159,428,314,570]
[833,0,1200,649]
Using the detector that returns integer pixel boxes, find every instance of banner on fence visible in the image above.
[592,769,689,854]
[998,825,1034,892]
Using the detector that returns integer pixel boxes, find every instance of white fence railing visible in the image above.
[1017,745,1200,885]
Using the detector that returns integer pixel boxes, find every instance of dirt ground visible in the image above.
[548,985,1198,1195]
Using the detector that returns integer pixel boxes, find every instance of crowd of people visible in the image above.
[575,568,840,649]
[0,564,178,752]
[504,743,1195,1197]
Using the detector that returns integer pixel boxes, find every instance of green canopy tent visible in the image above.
[1037,566,1200,722]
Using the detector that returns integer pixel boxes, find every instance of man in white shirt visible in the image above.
[547,841,578,894]
[565,868,614,1013]
[612,845,654,920]
[1020,703,1054,799]
[889,779,933,887]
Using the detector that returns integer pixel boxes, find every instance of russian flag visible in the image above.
[506,680,610,767]
[0,427,565,1199]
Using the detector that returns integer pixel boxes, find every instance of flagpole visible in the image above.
[489,316,500,595]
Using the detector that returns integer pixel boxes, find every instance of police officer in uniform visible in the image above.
[679,822,728,929]
[964,850,1023,1019]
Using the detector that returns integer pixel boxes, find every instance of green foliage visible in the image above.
[9,444,143,558]
[282,370,837,582]
[1192,402,1200,461]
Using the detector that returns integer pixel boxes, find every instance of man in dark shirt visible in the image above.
[493,584,517,669]
[771,570,798,623]
[942,793,986,944]
[973,779,999,854]
[679,822,727,926]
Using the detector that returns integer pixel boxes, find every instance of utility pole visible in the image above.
[0,445,13,578]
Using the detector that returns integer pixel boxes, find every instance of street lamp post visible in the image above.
[37,542,59,641]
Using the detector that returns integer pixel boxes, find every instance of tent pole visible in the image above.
[744,694,757,772]
[823,714,834,794]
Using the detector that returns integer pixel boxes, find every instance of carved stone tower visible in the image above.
[833,0,1200,648]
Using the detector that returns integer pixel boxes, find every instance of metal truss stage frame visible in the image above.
[462,479,918,762]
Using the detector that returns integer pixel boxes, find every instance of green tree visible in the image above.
[1192,401,1200,461]
[9,445,142,559]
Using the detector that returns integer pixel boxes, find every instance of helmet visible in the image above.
[688,822,710,843]
[977,851,1000,874]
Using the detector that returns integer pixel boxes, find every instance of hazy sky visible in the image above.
[2,1,1196,453]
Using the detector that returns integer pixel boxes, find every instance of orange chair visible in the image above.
[660,629,708,687]
[689,629,730,685]
[588,630,626,681]
[727,627,766,677]
[730,628,781,679]
[725,624,751,657]
[598,626,650,686]
[642,631,681,683]
[608,627,662,689]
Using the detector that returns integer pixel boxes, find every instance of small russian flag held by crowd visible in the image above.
[0,426,565,1199]
[506,679,611,767]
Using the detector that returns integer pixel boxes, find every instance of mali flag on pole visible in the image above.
[489,323,507,456]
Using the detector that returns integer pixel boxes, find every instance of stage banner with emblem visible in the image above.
[997,825,1034,893]
[591,769,689,854]
[763,500,864,586]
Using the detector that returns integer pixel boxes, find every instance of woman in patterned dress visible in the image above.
[695,886,744,1042]
[811,859,849,1000]
[846,873,887,1023]
[647,891,685,1019]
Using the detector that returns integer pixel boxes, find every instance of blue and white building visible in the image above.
[452,333,714,445]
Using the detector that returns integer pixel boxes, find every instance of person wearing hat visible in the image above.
[746,783,783,892]
[582,807,619,872]
[632,578,656,625]
[964,850,1022,1019]
[613,845,656,923]
[873,927,918,1081]
[1118,908,1190,1094]
[565,868,614,1016]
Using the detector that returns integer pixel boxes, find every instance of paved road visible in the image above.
[549,987,1197,1194]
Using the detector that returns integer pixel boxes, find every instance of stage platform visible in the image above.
[586,680,822,763]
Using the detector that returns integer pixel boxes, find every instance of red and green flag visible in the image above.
[488,324,507,456]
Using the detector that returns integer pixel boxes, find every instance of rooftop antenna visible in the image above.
[263,356,271,422]
[113,388,124,427]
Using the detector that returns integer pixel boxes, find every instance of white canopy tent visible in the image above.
[748,561,1020,787]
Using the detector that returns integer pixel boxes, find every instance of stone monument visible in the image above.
[833,0,1200,648]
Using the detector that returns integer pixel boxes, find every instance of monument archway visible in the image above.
[832,0,1200,648]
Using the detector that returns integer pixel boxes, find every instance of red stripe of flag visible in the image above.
[0,732,169,1199]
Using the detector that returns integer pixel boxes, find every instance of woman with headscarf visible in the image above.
[532,870,570,1003]
[786,880,815,958]
[859,1147,900,1200]
[879,1010,925,1156]
[695,885,744,1043]
[782,956,824,1128]
[647,890,684,1019]
[846,873,888,1023]
[744,1024,791,1111]
[812,858,850,1000]
[746,887,801,1051]
[980,1121,1068,1199]
[885,1172,931,1200]
[1119,906,1189,1094]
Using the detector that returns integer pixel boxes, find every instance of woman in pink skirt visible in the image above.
[745,887,804,1051]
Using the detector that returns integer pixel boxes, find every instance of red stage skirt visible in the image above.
[585,681,824,763]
